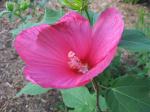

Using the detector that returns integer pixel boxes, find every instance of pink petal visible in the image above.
[52,11,92,59]
[84,47,117,80]
[89,7,124,66]
[14,12,91,88]
[24,46,117,88]
[15,24,69,67]
[24,65,90,88]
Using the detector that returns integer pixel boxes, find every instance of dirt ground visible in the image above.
[0,0,150,112]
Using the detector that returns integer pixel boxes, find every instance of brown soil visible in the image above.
[0,0,150,112]
[0,15,62,112]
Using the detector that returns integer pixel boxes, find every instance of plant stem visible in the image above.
[92,79,102,112]
[85,9,91,24]
[81,0,91,24]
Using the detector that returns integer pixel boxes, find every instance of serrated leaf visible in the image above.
[106,75,150,112]
[61,87,96,111]
[119,29,150,52]
[16,83,51,96]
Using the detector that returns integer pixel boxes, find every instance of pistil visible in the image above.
[68,51,89,74]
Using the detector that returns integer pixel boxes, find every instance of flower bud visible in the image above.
[20,1,30,11]
[6,2,15,12]
[14,10,20,16]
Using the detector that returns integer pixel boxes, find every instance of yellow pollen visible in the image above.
[68,51,89,74]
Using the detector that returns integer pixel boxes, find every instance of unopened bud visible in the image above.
[20,1,30,11]
[6,2,15,11]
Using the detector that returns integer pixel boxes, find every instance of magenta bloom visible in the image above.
[15,7,124,88]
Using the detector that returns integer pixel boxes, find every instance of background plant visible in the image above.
[0,0,48,23]
[123,0,141,4]
[136,8,150,37]
[123,0,150,4]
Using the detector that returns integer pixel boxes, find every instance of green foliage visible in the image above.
[132,8,150,77]
[11,8,63,36]
[6,1,15,11]
[4,0,31,22]
[42,8,63,24]
[136,8,150,37]
[123,0,150,4]
[61,87,96,112]
[106,75,150,112]
[123,0,141,4]
[11,23,39,36]
[135,52,150,77]
[16,83,51,96]
[99,95,108,111]
[60,0,83,10]
[0,0,48,23]
[60,0,89,13]
[20,1,30,11]
[119,29,150,52]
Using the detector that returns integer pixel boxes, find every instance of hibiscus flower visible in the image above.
[14,7,124,88]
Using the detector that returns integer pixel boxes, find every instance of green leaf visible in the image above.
[16,83,51,96]
[11,8,63,36]
[99,95,108,111]
[61,87,96,111]
[11,22,39,36]
[42,8,63,24]
[106,75,150,112]
[70,106,92,112]
[59,0,82,10]
[119,29,150,52]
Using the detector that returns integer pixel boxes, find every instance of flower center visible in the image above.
[68,51,89,74]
